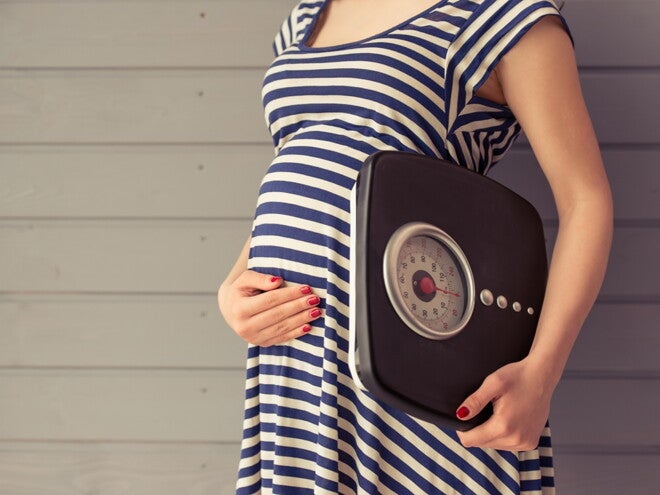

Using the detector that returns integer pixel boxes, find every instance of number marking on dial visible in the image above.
[383,222,476,340]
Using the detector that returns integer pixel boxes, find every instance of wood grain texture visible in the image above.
[0,370,246,442]
[564,0,660,67]
[550,378,660,448]
[0,70,270,144]
[0,0,280,68]
[0,0,657,492]
[0,294,248,369]
[0,442,655,495]
[1,145,658,221]
[1,0,658,68]
[565,303,660,374]
[0,220,252,292]
[0,442,241,495]
[0,145,271,219]
[554,453,660,495]
[0,70,658,145]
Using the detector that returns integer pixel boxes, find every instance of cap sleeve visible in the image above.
[445,0,576,131]
[272,1,325,57]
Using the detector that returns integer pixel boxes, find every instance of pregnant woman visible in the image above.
[218,0,613,493]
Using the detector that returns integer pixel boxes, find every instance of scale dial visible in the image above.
[383,222,475,339]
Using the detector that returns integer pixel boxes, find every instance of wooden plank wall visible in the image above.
[0,0,658,493]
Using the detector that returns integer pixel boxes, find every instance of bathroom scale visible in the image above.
[348,151,548,431]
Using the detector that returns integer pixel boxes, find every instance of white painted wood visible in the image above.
[0,294,248,369]
[0,145,271,219]
[0,70,658,145]
[1,146,658,221]
[0,370,246,442]
[0,370,657,447]
[0,442,241,495]
[0,442,656,495]
[1,1,658,68]
[566,303,660,374]
[0,220,252,293]
[554,453,660,495]
[0,70,270,144]
[576,72,660,145]
[1,222,656,297]
[0,0,290,68]
[544,226,660,298]
[550,378,660,447]
[2,297,657,374]
[565,0,660,67]
[0,0,657,491]
[490,148,660,221]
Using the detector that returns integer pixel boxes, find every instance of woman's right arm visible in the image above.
[217,235,323,347]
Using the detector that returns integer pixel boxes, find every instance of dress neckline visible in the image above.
[299,0,451,52]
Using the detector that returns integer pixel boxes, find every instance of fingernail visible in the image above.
[302,324,312,333]
[270,276,281,283]
[456,406,470,419]
[307,296,320,306]
[300,285,312,294]
[310,308,322,318]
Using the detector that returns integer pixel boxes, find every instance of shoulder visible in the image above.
[463,0,569,27]
[471,0,565,11]
[272,0,325,56]
[449,0,574,58]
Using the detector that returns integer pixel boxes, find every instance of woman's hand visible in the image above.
[218,271,323,347]
[455,357,555,451]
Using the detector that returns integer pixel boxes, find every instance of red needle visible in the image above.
[420,276,460,297]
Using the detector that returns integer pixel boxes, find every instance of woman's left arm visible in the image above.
[456,15,614,450]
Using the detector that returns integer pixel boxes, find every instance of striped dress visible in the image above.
[237,1,575,493]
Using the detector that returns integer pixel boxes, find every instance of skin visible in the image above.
[218,0,614,451]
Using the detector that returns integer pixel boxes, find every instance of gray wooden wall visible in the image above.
[0,0,658,493]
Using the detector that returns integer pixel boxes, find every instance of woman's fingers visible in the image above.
[247,283,318,317]
[225,271,324,345]
[455,372,506,422]
[455,373,507,448]
[455,359,552,450]
[237,286,324,345]
[257,305,324,347]
[233,271,284,296]
[248,289,322,333]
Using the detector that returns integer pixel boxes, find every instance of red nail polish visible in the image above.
[307,296,320,306]
[456,406,470,419]
[270,276,281,283]
[302,325,312,333]
[300,285,312,294]
[310,308,322,318]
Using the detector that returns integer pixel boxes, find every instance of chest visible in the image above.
[306,0,443,48]
[262,45,450,135]
[306,0,507,106]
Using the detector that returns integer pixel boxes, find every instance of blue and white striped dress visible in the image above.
[237,1,575,493]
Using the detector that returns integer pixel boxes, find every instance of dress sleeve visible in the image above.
[272,3,301,57]
[272,1,326,57]
[445,0,576,131]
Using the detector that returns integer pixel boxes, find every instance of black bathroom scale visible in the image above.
[348,151,548,431]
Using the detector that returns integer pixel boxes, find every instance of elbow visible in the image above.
[558,185,614,246]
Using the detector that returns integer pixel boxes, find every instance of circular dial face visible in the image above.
[384,223,475,339]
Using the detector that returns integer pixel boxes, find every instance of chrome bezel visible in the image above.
[383,222,475,340]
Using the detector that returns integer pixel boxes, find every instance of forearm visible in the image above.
[526,195,614,389]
